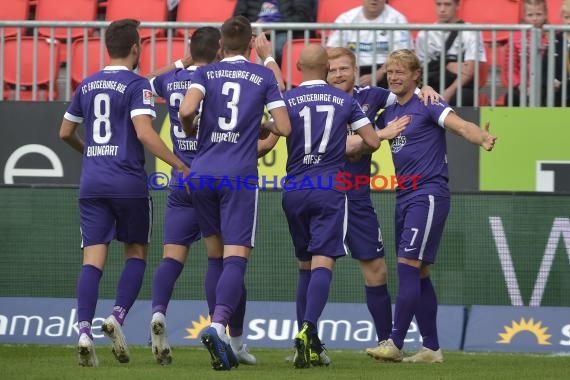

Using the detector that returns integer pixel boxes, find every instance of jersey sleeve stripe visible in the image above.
[350,117,372,131]
[64,112,83,123]
[266,99,286,111]
[189,83,206,95]
[130,109,156,119]
[438,107,453,128]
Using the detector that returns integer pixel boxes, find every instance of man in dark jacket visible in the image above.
[233,0,315,64]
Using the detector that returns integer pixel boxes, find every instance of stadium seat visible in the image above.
[458,0,521,43]
[547,0,564,23]
[389,0,438,39]
[69,37,110,91]
[2,37,61,101]
[105,0,167,40]
[281,38,322,87]
[138,37,188,77]
[35,0,98,40]
[175,0,236,37]
[0,0,29,38]
[316,0,362,37]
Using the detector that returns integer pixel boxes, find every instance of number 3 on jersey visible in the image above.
[93,93,112,144]
[299,105,334,154]
[219,82,240,131]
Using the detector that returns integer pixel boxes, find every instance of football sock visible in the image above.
[212,256,248,325]
[205,257,224,316]
[296,269,311,330]
[151,257,184,315]
[229,283,246,337]
[113,258,146,325]
[391,263,420,349]
[416,277,440,351]
[365,284,393,341]
[304,267,332,327]
[77,264,102,339]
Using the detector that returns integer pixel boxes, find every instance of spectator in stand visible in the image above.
[502,0,549,106]
[233,0,315,64]
[541,0,570,106]
[415,0,486,107]
[326,0,411,88]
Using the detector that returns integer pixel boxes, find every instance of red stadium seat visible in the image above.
[35,0,98,40]
[281,38,322,87]
[105,0,167,40]
[69,37,110,90]
[316,0,362,37]
[138,37,188,76]
[458,0,521,43]
[389,0,437,38]
[2,37,61,101]
[175,0,236,37]
[0,0,30,38]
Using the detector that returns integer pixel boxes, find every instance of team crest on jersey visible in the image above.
[361,103,370,113]
[142,89,154,106]
[391,135,407,153]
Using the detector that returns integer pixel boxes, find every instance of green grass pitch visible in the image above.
[1,345,569,380]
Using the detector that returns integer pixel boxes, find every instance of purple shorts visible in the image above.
[394,194,450,264]
[345,197,385,261]
[163,188,201,246]
[79,197,152,248]
[190,178,258,247]
[282,189,347,262]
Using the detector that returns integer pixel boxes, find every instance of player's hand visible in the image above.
[254,33,273,61]
[359,74,373,87]
[418,85,441,105]
[179,164,192,194]
[181,54,193,68]
[481,121,497,151]
[379,115,410,140]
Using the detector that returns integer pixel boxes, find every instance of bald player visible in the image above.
[281,44,382,369]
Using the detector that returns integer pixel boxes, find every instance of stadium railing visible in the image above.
[0,20,568,107]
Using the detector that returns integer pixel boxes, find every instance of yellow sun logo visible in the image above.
[185,315,211,340]
[497,318,551,345]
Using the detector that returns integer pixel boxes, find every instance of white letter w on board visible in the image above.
[489,217,570,306]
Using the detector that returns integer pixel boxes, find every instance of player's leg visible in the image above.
[228,284,257,365]
[101,197,151,364]
[346,198,392,343]
[76,198,115,367]
[296,190,347,369]
[403,196,449,363]
[151,188,198,364]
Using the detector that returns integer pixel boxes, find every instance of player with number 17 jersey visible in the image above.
[188,56,285,180]
[283,81,371,188]
[65,67,156,198]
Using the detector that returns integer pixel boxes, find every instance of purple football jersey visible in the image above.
[345,85,394,199]
[64,66,156,198]
[188,56,286,180]
[377,96,452,201]
[283,80,371,190]
[151,66,198,187]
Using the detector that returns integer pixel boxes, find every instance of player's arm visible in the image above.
[267,106,291,137]
[254,33,285,92]
[179,87,204,136]
[258,132,280,158]
[146,55,193,79]
[132,115,190,176]
[354,123,380,151]
[444,113,497,151]
[59,118,84,153]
